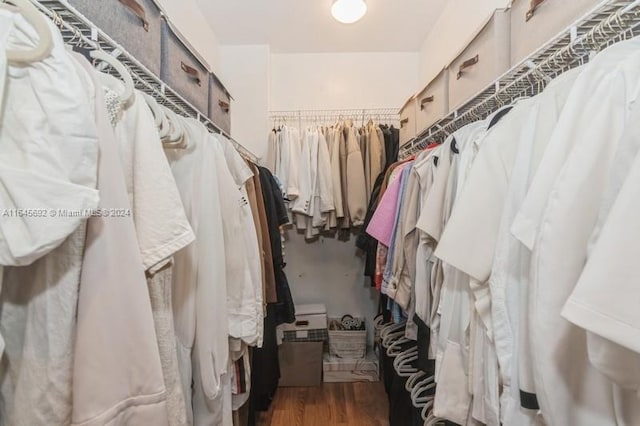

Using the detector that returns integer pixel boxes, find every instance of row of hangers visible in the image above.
[3,0,195,150]
[375,317,446,426]
[271,115,400,132]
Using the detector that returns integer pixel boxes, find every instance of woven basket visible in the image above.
[328,318,366,359]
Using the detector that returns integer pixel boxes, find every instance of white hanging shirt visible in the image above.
[491,67,581,426]
[516,39,640,426]
[291,128,315,216]
[561,93,640,395]
[0,10,99,267]
[105,81,195,270]
[0,13,99,425]
[70,57,169,426]
[166,118,230,424]
[216,133,264,347]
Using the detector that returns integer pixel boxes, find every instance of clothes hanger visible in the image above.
[145,94,182,144]
[4,0,53,64]
[420,399,436,423]
[412,382,436,413]
[382,328,407,349]
[90,50,135,106]
[406,370,429,393]
[411,375,435,403]
[386,334,414,357]
[161,107,186,147]
[156,102,173,140]
[393,346,418,373]
[423,411,446,426]
[142,93,164,129]
[380,321,407,342]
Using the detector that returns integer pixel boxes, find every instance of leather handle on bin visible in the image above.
[218,99,230,113]
[181,62,202,86]
[457,54,479,80]
[295,320,309,327]
[420,95,434,110]
[526,0,546,22]
[118,0,149,32]
[400,118,409,128]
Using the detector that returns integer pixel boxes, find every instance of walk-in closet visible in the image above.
[2,0,640,425]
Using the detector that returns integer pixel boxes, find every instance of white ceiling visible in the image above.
[196,0,448,53]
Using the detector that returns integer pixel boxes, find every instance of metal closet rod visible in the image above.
[399,0,640,159]
[269,108,401,122]
[30,0,258,163]
[269,108,400,113]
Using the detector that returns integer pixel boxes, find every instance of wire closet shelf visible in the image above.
[269,108,401,128]
[399,0,640,159]
[29,0,258,162]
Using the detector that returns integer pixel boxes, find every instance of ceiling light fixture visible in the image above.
[331,0,367,24]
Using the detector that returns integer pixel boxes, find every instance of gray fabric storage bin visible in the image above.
[399,95,417,147]
[70,0,162,76]
[448,9,511,112]
[209,73,231,134]
[161,19,210,114]
[415,69,449,134]
[510,0,601,66]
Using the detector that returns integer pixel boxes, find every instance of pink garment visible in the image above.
[366,164,409,246]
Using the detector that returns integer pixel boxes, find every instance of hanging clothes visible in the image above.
[367,37,640,426]
[71,62,173,426]
[0,13,101,425]
[264,118,398,238]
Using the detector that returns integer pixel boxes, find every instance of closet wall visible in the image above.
[219,50,419,160]
[270,52,419,110]
[219,45,271,158]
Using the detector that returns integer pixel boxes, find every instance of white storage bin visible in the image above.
[399,96,417,147]
[278,304,328,343]
[448,9,511,112]
[328,318,366,359]
[510,0,602,66]
[70,0,162,77]
[415,69,449,134]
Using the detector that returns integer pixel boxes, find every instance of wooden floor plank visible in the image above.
[259,382,389,426]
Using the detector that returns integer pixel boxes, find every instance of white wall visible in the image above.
[418,0,511,87]
[270,52,420,110]
[266,51,419,344]
[284,231,378,346]
[155,0,222,73]
[219,45,271,159]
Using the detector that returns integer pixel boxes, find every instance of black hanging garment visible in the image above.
[248,167,298,423]
[356,171,386,286]
[258,166,296,325]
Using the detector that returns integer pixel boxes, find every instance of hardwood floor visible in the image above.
[258,382,389,426]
